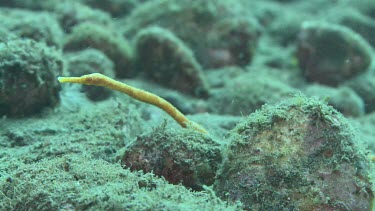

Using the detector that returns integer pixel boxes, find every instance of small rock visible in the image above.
[214,96,374,210]
[122,0,260,69]
[303,84,365,117]
[64,22,133,78]
[297,21,372,86]
[80,0,142,18]
[346,72,375,113]
[134,26,209,98]
[0,8,64,47]
[208,71,296,116]
[328,8,375,48]
[0,39,63,116]
[121,124,222,191]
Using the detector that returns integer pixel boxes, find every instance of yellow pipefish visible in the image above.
[58,73,207,134]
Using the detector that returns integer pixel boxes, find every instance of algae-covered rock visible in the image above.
[297,21,372,86]
[0,8,64,47]
[346,72,375,113]
[53,1,113,33]
[269,9,312,47]
[214,96,374,210]
[80,0,143,18]
[208,71,297,116]
[356,112,375,154]
[121,124,222,191]
[0,39,63,116]
[122,0,260,69]
[0,1,113,33]
[134,26,209,98]
[64,22,133,78]
[0,0,66,10]
[304,84,365,117]
[326,7,375,48]
[0,28,18,43]
[0,154,239,210]
[201,17,260,68]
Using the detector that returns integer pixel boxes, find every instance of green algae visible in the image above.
[215,95,374,210]
[0,154,239,210]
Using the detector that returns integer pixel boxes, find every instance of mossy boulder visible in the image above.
[297,21,372,86]
[0,8,64,47]
[64,22,133,78]
[121,124,222,191]
[215,96,374,210]
[122,0,260,69]
[208,72,296,116]
[0,39,63,116]
[134,26,209,98]
[303,84,365,117]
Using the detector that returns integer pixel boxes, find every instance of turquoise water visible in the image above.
[0,0,374,210]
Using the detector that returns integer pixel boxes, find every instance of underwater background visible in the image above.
[0,0,375,210]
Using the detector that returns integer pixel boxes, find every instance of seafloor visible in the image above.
[1,0,375,210]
